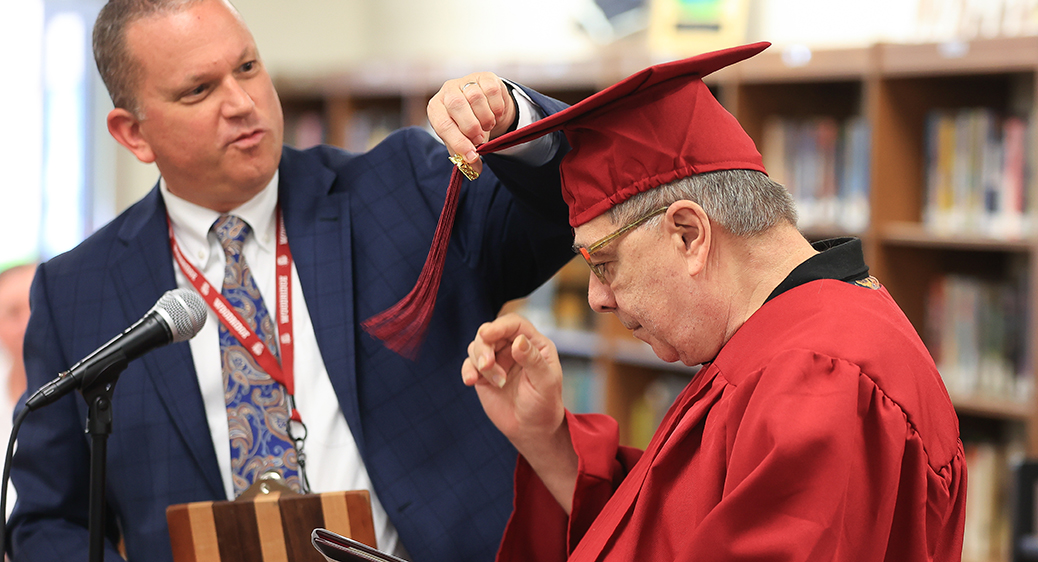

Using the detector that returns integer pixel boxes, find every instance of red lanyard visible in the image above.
[168,209,301,422]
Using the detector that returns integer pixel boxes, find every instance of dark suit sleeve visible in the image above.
[336,91,574,561]
[476,85,576,306]
[481,84,572,226]
[7,263,126,561]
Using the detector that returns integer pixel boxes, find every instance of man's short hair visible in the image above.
[92,0,216,117]
[610,169,798,237]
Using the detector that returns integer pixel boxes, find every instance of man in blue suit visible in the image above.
[8,1,572,561]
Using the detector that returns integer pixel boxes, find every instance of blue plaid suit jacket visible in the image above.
[9,89,572,562]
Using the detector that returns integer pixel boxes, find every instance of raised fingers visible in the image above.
[463,315,528,388]
[465,333,508,388]
[428,72,516,173]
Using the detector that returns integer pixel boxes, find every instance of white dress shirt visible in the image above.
[163,176,405,556]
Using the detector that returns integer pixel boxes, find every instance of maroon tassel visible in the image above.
[362,167,465,359]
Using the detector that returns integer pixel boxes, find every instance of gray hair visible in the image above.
[92,0,232,117]
[609,169,797,236]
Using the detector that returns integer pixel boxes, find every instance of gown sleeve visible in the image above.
[496,412,642,562]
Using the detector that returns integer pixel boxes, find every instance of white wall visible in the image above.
[103,0,952,213]
[234,0,370,76]
[363,0,596,65]
[753,0,921,48]
[237,0,599,71]
[0,0,44,266]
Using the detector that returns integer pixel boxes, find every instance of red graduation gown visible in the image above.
[498,279,966,562]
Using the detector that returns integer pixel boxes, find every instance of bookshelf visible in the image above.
[276,37,1038,560]
[724,37,1038,562]
[724,46,874,238]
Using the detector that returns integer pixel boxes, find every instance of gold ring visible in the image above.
[462,81,478,90]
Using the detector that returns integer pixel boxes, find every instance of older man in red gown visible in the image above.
[459,42,966,562]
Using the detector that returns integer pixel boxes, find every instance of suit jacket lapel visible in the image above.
[111,186,225,498]
[277,149,364,451]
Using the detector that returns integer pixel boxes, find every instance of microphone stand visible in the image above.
[79,353,129,562]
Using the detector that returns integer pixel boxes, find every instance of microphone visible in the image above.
[25,288,208,411]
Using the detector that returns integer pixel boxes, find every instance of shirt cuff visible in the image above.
[491,79,560,166]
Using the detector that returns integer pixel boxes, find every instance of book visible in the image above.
[560,357,604,414]
[759,115,871,233]
[925,271,1030,402]
[962,441,1009,562]
[923,108,1032,238]
[627,374,689,449]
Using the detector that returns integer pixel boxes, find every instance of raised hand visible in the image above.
[427,72,516,177]
[462,314,578,513]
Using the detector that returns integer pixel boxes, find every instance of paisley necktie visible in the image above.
[213,214,301,495]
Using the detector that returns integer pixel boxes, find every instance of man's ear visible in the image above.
[665,201,711,276]
[107,108,156,164]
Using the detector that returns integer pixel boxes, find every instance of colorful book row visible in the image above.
[761,115,871,233]
[925,272,1032,403]
[924,108,1033,239]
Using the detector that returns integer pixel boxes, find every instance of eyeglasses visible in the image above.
[578,206,668,284]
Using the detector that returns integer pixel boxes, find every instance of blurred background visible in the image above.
[0,0,1013,269]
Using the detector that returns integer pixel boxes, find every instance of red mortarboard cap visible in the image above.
[364,41,770,357]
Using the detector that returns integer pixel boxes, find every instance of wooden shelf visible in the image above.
[275,62,432,98]
[542,327,599,359]
[880,222,1035,252]
[733,45,874,83]
[799,225,866,242]
[879,36,1038,77]
[952,394,1033,422]
[274,58,608,99]
[606,338,701,375]
[545,327,702,376]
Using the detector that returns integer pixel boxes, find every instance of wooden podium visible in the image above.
[167,488,376,562]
